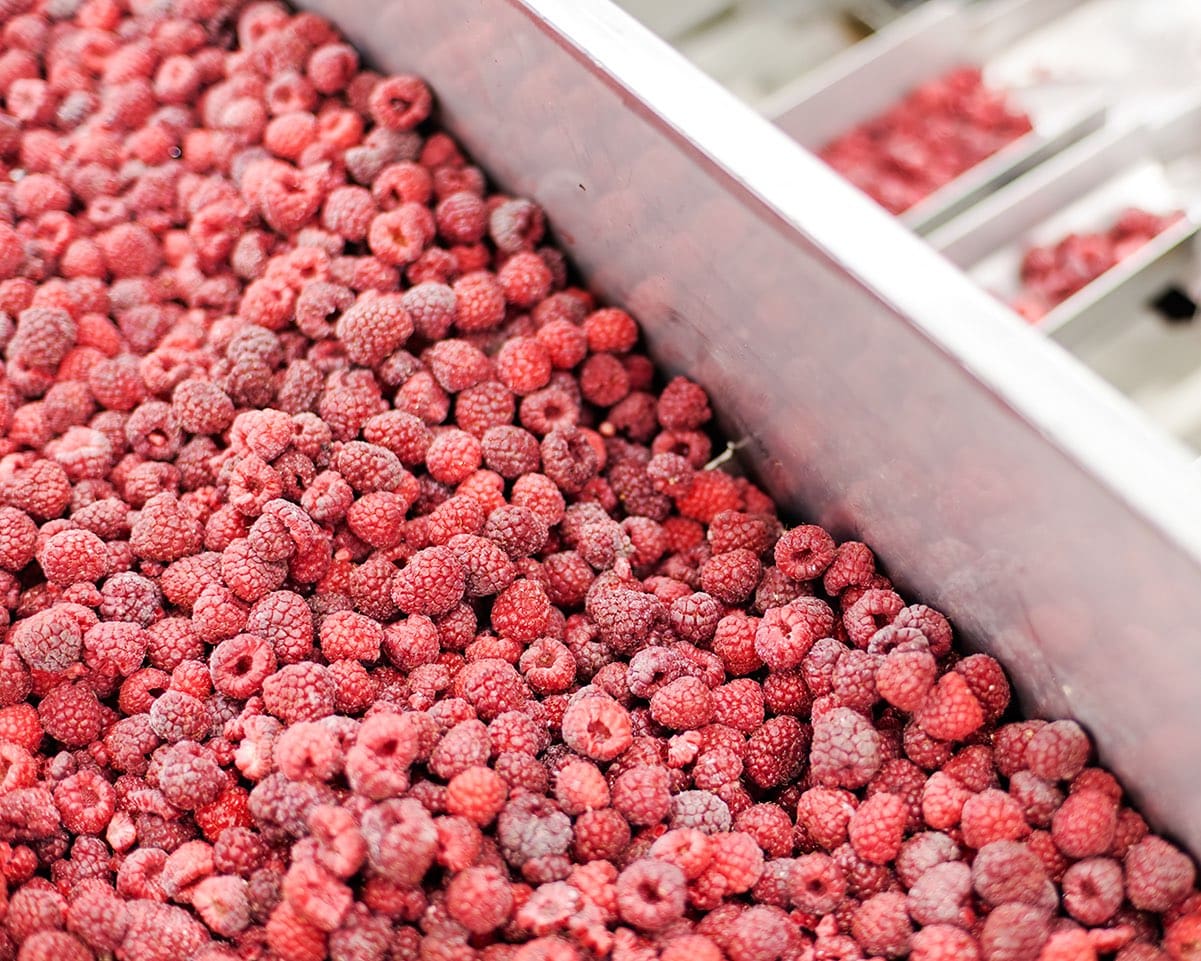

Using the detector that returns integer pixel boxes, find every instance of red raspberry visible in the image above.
[518,637,576,695]
[581,308,637,354]
[699,549,762,605]
[744,716,808,790]
[496,251,551,310]
[650,676,715,731]
[1059,856,1124,925]
[1052,788,1117,859]
[1024,720,1091,782]
[774,525,836,581]
[708,679,764,735]
[734,804,793,859]
[1165,915,1201,961]
[262,661,335,724]
[980,902,1050,961]
[12,606,84,672]
[39,682,104,747]
[961,788,1030,849]
[335,293,413,368]
[391,546,466,616]
[916,672,984,742]
[454,658,529,720]
[0,506,37,571]
[810,706,883,790]
[561,695,632,761]
[657,377,711,431]
[612,764,671,826]
[368,74,431,130]
[786,852,844,913]
[616,859,686,931]
[318,610,382,662]
[905,859,971,927]
[445,864,513,935]
[1126,836,1197,912]
[876,647,937,713]
[970,839,1047,907]
[130,492,203,562]
[848,792,907,864]
[481,427,541,479]
[442,766,505,826]
[453,271,506,332]
[491,579,552,643]
[910,925,981,961]
[571,807,629,864]
[53,768,116,835]
[851,891,912,957]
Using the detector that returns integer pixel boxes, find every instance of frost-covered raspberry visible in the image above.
[616,859,685,931]
[1125,836,1196,912]
[391,546,466,616]
[561,695,632,761]
[810,707,883,790]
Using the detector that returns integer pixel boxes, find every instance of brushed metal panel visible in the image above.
[297,0,1201,853]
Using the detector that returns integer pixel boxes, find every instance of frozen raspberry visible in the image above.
[774,525,836,581]
[519,637,576,695]
[615,859,686,931]
[453,271,506,332]
[743,716,808,790]
[848,792,907,865]
[876,646,937,713]
[903,859,970,929]
[610,764,670,826]
[0,506,37,571]
[1165,915,1201,961]
[336,293,413,368]
[649,676,715,731]
[541,426,599,494]
[12,606,84,672]
[492,579,553,642]
[454,658,529,720]
[318,610,383,662]
[263,662,336,724]
[961,788,1029,849]
[754,596,833,671]
[443,864,512,935]
[1057,856,1125,925]
[39,681,104,747]
[172,379,235,436]
[810,706,882,789]
[851,891,912,957]
[969,839,1047,907]
[1126,836,1197,912]
[1052,789,1117,859]
[368,74,432,130]
[561,695,632,761]
[980,902,1050,961]
[391,546,466,616]
[657,377,711,431]
[130,493,203,562]
[1024,720,1091,782]
[444,766,507,826]
[910,925,981,961]
[916,672,985,742]
[700,549,762,605]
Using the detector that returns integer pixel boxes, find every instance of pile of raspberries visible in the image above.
[819,66,1033,215]
[0,2,1195,961]
[1010,208,1185,323]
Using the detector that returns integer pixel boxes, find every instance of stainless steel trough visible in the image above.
[296,0,1201,856]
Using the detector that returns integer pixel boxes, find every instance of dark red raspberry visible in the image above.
[744,716,808,790]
